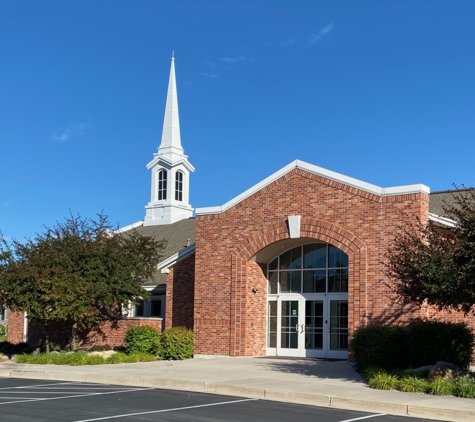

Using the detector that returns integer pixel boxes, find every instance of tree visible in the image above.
[385,188,475,315]
[0,213,165,352]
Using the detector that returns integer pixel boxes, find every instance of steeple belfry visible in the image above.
[144,56,195,226]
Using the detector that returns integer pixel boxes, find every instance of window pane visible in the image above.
[280,271,301,293]
[328,245,348,268]
[151,300,162,317]
[268,271,278,294]
[134,301,144,317]
[269,257,278,271]
[175,171,183,201]
[289,271,301,293]
[158,170,167,200]
[279,271,290,293]
[280,247,302,270]
[305,300,323,350]
[328,269,348,292]
[330,300,348,350]
[303,244,326,268]
[303,270,326,293]
[281,300,299,349]
[267,301,277,348]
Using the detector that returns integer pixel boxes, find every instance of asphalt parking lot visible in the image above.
[0,378,444,422]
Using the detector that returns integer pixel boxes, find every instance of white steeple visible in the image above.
[144,55,195,226]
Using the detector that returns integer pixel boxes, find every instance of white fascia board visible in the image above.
[382,184,430,195]
[112,221,143,234]
[158,243,196,272]
[196,160,430,215]
[429,213,457,228]
[143,285,166,292]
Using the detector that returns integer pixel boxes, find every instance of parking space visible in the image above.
[0,377,445,422]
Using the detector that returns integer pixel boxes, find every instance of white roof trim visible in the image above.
[113,220,144,234]
[196,160,430,215]
[428,213,457,228]
[158,243,196,272]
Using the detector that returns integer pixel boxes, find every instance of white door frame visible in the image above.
[269,293,348,359]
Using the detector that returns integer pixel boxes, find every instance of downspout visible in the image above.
[22,312,28,343]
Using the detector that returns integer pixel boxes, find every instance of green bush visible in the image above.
[397,376,429,393]
[367,371,399,390]
[0,324,6,338]
[454,377,475,398]
[406,321,474,370]
[429,378,456,396]
[106,351,156,364]
[0,341,15,355]
[351,325,408,371]
[15,351,157,365]
[124,326,161,355]
[158,326,193,360]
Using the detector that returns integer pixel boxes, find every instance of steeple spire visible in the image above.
[144,55,195,226]
[158,54,183,153]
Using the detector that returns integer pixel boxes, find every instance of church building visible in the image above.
[7,57,472,359]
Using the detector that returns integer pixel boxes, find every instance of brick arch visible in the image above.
[234,217,368,334]
[236,218,367,261]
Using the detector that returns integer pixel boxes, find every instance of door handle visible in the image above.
[295,323,300,332]
[300,324,305,333]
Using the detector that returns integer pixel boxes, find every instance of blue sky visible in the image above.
[1,0,475,240]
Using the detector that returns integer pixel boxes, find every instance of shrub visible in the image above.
[351,325,408,371]
[0,341,16,355]
[429,378,456,396]
[158,326,193,360]
[106,351,156,364]
[406,321,474,370]
[454,377,475,398]
[397,376,429,393]
[124,326,160,355]
[0,324,6,338]
[14,351,157,365]
[367,371,399,390]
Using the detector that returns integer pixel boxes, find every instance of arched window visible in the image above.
[175,171,183,201]
[158,170,167,200]
[267,243,348,294]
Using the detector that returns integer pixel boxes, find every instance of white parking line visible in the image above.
[72,398,259,422]
[29,386,136,390]
[0,387,153,405]
[0,391,138,394]
[0,382,74,390]
[340,414,387,422]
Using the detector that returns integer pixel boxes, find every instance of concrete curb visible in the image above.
[1,367,474,422]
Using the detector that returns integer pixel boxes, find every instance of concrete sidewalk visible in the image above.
[0,357,474,422]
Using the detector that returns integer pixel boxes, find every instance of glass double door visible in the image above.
[271,294,348,359]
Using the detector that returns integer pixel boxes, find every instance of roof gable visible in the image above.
[196,160,430,215]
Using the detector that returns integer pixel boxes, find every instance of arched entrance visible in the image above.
[266,242,348,359]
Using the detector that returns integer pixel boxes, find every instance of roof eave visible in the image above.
[158,243,196,272]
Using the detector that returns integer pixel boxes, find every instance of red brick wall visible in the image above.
[6,310,24,343]
[7,314,162,350]
[165,254,195,330]
[194,168,429,356]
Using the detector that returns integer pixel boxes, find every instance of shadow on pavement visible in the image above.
[253,357,366,383]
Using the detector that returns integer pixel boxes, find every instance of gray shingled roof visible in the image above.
[429,189,473,218]
[124,218,196,286]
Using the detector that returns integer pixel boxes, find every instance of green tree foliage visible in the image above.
[0,213,165,351]
[385,188,475,315]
